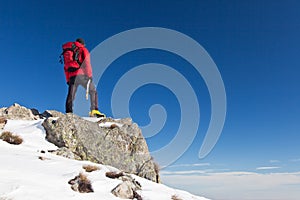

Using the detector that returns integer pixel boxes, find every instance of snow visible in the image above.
[83,117,124,128]
[97,122,123,128]
[0,120,209,200]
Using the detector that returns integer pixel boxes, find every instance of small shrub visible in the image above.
[171,195,183,200]
[38,156,50,161]
[105,171,124,179]
[153,161,160,183]
[83,164,100,172]
[68,173,94,193]
[110,123,118,129]
[154,162,160,174]
[0,131,23,145]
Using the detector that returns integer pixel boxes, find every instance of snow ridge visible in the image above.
[0,120,209,200]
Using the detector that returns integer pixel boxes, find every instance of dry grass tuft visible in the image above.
[38,156,50,161]
[154,161,160,174]
[79,173,88,181]
[0,131,23,145]
[105,171,124,179]
[110,123,118,129]
[83,164,100,172]
[153,161,160,183]
[171,195,183,200]
[68,173,94,193]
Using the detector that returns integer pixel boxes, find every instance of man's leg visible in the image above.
[65,77,78,113]
[88,82,99,111]
[74,75,104,117]
[74,76,98,111]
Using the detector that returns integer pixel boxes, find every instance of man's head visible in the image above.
[76,38,85,45]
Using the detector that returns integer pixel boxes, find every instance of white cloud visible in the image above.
[161,170,207,175]
[290,158,300,162]
[166,163,211,168]
[161,171,300,200]
[256,166,281,170]
[269,160,280,163]
[161,168,229,175]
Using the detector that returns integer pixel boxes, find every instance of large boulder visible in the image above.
[42,113,160,183]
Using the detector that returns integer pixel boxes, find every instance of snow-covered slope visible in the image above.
[0,120,209,200]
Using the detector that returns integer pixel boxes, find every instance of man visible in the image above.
[63,38,104,117]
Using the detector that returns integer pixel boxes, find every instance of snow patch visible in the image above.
[0,120,209,200]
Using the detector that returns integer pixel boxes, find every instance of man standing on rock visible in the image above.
[62,38,105,117]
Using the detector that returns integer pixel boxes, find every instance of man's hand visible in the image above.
[85,75,93,82]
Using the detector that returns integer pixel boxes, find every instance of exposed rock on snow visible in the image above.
[107,171,142,199]
[41,110,66,119]
[0,106,209,200]
[0,104,159,182]
[49,147,81,160]
[0,116,7,130]
[42,112,160,183]
[111,180,138,199]
[68,173,94,193]
[0,103,40,120]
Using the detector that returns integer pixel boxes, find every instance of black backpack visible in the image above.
[59,42,82,71]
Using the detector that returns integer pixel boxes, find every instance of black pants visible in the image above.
[66,75,99,113]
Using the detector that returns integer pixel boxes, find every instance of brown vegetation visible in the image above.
[68,173,94,193]
[110,123,118,129]
[0,131,23,145]
[171,195,183,200]
[154,161,160,183]
[38,156,50,161]
[105,171,124,179]
[82,164,100,172]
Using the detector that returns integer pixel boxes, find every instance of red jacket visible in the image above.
[63,41,93,83]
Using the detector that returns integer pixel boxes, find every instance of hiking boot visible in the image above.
[89,110,106,118]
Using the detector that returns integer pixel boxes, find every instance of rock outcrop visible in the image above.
[0,103,160,183]
[0,117,7,130]
[42,112,159,183]
[106,171,142,199]
[0,103,40,120]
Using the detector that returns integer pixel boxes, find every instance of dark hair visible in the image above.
[76,38,85,45]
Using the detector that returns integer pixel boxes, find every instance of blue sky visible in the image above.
[1,1,300,199]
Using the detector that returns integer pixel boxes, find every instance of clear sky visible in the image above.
[1,1,300,199]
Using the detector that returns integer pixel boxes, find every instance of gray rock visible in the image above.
[111,181,135,199]
[0,107,7,116]
[50,147,81,160]
[41,110,65,118]
[42,113,159,182]
[0,103,39,120]
[110,173,143,200]
[0,117,7,130]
